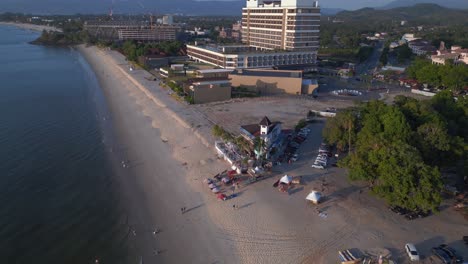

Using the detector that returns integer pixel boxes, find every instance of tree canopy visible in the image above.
[406,58,468,92]
[323,92,467,212]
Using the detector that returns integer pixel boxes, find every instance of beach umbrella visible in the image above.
[222,177,231,183]
[280,175,292,185]
[306,191,322,204]
[217,193,227,201]
[204,178,213,184]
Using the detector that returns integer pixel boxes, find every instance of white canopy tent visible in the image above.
[280,175,293,184]
[306,191,322,204]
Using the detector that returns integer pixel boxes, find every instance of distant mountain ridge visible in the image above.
[334,3,468,26]
[0,0,341,16]
[382,0,468,9]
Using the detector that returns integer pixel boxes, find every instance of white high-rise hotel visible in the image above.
[187,0,320,69]
[242,0,320,51]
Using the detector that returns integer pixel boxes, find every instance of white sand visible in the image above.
[78,45,468,264]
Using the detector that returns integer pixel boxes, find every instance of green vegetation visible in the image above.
[406,58,468,92]
[120,40,183,62]
[357,46,374,62]
[212,125,233,141]
[394,44,413,63]
[333,4,468,28]
[231,86,260,98]
[380,47,389,65]
[295,119,308,132]
[323,92,468,212]
[212,125,252,152]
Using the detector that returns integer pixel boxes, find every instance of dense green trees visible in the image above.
[323,92,467,212]
[407,58,468,92]
[120,40,183,62]
[394,44,412,62]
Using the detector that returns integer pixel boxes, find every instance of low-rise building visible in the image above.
[118,25,178,42]
[187,69,232,104]
[431,45,468,65]
[407,39,436,56]
[240,116,282,150]
[187,44,316,69]
[401,33,419,43]
[229,69,318,95]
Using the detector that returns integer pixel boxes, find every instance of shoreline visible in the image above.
[77,45,238,263]
[76,44,468,264]
[0,21,61,32]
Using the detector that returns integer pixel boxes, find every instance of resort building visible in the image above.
[187,44,316,69]
[187,0,320,70]
[84,20,179,41]
[118,25,178,42]
[229,68,318,95]
[242,0,320,52]
[187,69,232,104]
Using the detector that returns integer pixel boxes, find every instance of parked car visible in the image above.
[432,247,453,264]
[438,244,463,263]
[311,163,325,169]
[290,154,299,162]
[405,243,420,261]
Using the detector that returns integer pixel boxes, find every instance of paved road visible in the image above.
[356,40,384,75]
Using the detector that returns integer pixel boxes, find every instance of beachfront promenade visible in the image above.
[78,45,468,264]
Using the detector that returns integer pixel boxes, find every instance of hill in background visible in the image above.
[382,0,468,9]
[334,4,468,26]
[0,0,342,16]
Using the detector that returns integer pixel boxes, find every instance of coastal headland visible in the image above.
[78,45,468,264]
[0,21,60,32]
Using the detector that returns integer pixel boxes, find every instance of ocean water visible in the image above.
[0,26,133,263]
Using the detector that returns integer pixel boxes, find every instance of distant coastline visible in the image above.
[0,21,60,32]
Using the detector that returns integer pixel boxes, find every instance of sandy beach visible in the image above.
[78,45,468,264]
[0,22,61,32]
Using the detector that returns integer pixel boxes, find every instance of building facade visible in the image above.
[84,20,178,42]
[187,69,232,104]
[187,44,316,69]
[187,0,320,69]
[118,25,178,42]
[241,0,320,52]
[229,69,318,95]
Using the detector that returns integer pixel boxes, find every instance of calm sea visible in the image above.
[0,26,133,263]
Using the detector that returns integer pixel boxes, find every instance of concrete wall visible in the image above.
[192,83,232,104]
[229,74,303,95]
[301,83,319,94]
[411,89,436,97]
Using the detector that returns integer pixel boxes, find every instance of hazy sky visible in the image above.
[196,0,393,9]
[0,0,437,15]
